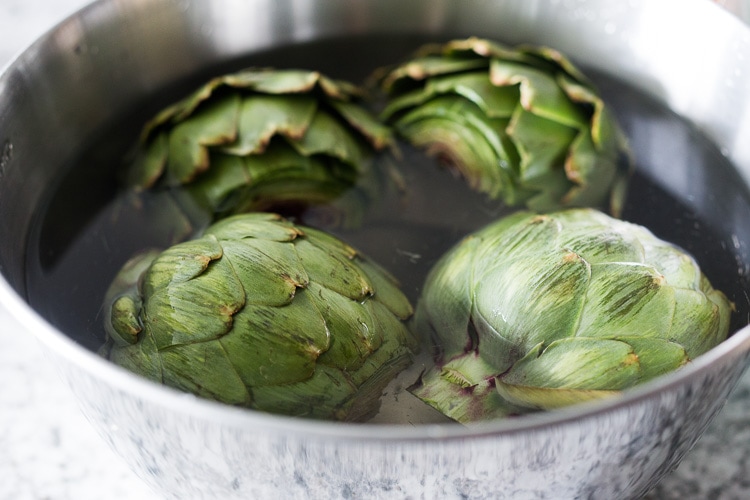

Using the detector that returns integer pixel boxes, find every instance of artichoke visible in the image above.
[101,212,418,421]
[378,37,630,214]
[127,68,394,226]
[411,208,733,423]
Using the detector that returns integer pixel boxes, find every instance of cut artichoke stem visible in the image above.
[101,213,418,422]
[377,37,632,215]
[410,208,734,423]
[125,68,396,229]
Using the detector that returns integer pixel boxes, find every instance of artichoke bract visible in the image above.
[378,37,630,214]
[101,213,418,421]
[411,208,733,423]
[128,68,394,226]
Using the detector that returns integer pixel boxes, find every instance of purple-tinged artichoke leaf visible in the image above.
[409,354,521,423]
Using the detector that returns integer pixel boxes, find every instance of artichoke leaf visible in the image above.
[382,73,519,121]
[574,262,675,339]
[669,287,733,359]
[140,235,223,294]
[555,222,645,265]
[286,110,369,169]
[518,44,592,82]
[365,299,419,352]
[397,113,508,199]
[185,153,250,212]
[498,337,641,396]
[507,106,578,186]
[294,237,373,301]
[474,211,561,264]
[222,94,318,156]
[555,73,623,152]
[357,258,414,320]
[616,336,689,380]
[251,364,358,420]
[219,238,307,306]
[108,296,143,346]
[490,60,587,128]
[234,176,352,216]
[495,381,619,412]
[474,249,591,353]
[204,212,302,242]
[224,69,324,95]
[426,73,519,118]
[440,37,529,62]
[310,282,378,371]
[108,331,164,384]
[562,129,619,208]
[330,100,394,150]
[640,241,700,289]
[166,92,241,184]
[415,234,478,360]
[143,251,245,348]
[379,56,489,92]
[103,249,160,346]
[129,132,168,189]
[159,340,251,406]
[139,78,223,139]
[240,142,353,185]
[219,288,330,387]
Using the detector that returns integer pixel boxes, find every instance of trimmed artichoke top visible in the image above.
[127,68,394,224]
[378,37,630,214]
[411,208,733,423]
[101,213,418,422]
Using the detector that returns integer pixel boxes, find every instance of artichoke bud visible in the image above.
[411,208,734,423]
[377,37,631,215]
[126,68,396,228]
[102,213,418,422]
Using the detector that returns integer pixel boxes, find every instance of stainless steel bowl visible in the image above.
[2,0,750,498]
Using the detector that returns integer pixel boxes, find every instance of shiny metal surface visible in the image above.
[1,0,750,498]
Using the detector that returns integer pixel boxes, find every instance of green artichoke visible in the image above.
[101,212,418,421]
[378,37,630,214]
[411,208,733,423]
[127,68,394,226]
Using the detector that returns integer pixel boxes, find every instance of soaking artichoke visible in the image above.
[127,68,394,226]
[411,208,733,423]
[101,213,418,421]
[378,37,630,214]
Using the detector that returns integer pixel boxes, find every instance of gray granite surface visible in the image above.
[1,1,749,499]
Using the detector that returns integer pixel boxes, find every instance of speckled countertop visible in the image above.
[1,1,750,499]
